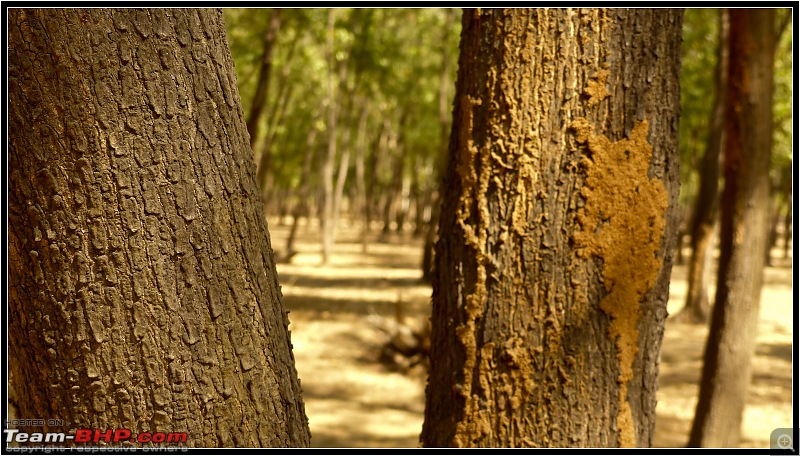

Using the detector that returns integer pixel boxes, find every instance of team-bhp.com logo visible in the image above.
[5,428,188,444]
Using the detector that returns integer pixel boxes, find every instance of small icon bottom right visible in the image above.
[770,428,795,451]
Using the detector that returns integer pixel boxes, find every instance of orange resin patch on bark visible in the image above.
[571,117,668,448]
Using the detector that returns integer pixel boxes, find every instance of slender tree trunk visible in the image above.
[365,120,388,237]
[331,134,351,242]
[783,192,792,259]
[353,101,370,253]
[257,138,275,216]
[320,9,337,265]
[255,77,296,205]
[675,9,728,324]
[8,8,310,447]
[765,197,781,265]
[422,8,683,448]
[246,8,282,147]
[381,127,400,237]
[412,157,425,237]
[264,36,300,145]
[286,126,319,258]
[688,9,775,448]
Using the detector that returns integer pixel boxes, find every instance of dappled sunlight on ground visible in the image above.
[269,218,793,448]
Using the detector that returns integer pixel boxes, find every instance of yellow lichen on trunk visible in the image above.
[584,69,610,107]
[571,117,668,448]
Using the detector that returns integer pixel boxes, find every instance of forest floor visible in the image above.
[268,218,793,449]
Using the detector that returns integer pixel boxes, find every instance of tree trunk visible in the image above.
[421,8,683,448]
[246,8,282,147]
[783,192,792,259]
[331,143,351,241]
[381,127,401,237]
[285,125,320,259]
[365,120,388,237]
[421,196,440,283]
[320,9,338,265]
[764,197,780,265]
[8,9,310,447]
[674,9,728,325]
[688,9,775,448]
[353,101,370,253]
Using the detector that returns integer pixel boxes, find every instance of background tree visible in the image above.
[8,8,310,447]
[688,8,777,447]
[421,8,683,448]
[673,9,728,324]
[224,9,460,261]
[673,8,792,323]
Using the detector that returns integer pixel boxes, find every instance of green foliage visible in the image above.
[678,8,793,209]
[223,8,461,198]
[678,8,720,206]
[225,8,791,222]
[772,9,792,171]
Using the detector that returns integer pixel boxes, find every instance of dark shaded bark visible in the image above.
[422,8,683,448]
[783,191,792,259]
[688,9,775,448]
[8,8,309,447]
[674,9,728,324]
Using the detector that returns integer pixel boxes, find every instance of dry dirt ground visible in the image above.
[268,218,793,449]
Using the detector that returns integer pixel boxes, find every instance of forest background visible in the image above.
[222,8,793,448]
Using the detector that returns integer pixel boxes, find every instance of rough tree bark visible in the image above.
[8,8,310,447]
[688,9,775,448]
[421,8,683,448]
[674,8,728,324]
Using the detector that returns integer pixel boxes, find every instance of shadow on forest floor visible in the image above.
[269,219,793,449]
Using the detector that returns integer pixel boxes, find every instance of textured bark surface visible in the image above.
[422,9,682,448]
[8,8,310,447]
[688,9,775,448]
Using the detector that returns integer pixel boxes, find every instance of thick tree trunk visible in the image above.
[8,9,310,447]
[675,9,728,325]
[688,9,775,448]
[421,9,682,448]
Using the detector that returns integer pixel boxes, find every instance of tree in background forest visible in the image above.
[672,9,727,324]
[673,8,792,324]
[224,9,460,265]
[8,8,310,447]
[688,8,782,447]
[422,8,683,448]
